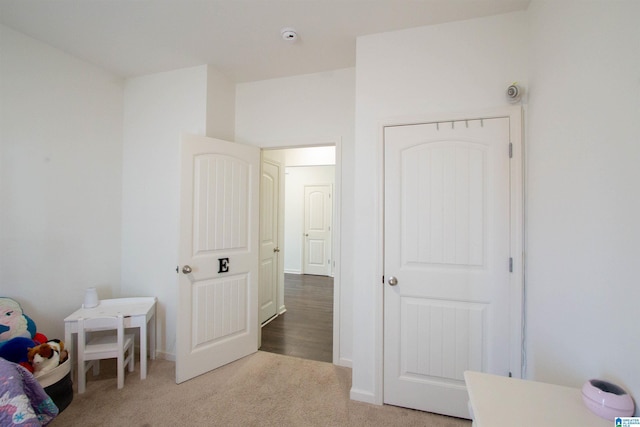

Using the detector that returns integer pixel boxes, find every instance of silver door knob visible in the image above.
[388,276,398,286]
[182,265,192,274]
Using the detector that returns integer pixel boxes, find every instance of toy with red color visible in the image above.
[0,297,51,373]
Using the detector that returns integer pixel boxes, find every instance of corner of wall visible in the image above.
[206,65,236,141]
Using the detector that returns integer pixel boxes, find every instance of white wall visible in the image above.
[283,166,335,274]
[0,25,124,340]
[236,68,355,366]
[281,146,336,167]
[206,67,236,141]
[121,65,208,358]
[351,12,528,403]
[236,69,355,148]
[526,0,640,411]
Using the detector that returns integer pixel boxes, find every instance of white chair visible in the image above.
[76,314,135,393]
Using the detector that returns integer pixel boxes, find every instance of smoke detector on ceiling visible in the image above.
[281,28,298,42]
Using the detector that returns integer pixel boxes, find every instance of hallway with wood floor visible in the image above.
[260,273,333,363]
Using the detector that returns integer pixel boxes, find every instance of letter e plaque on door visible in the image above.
[218,258,230,273]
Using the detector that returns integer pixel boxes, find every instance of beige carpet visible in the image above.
[51,351,471,426]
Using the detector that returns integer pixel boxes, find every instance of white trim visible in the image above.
[338,357,352,368]
[376,106,525,403]
[283,269,302,275]
[509,106,525,379]
[154,350,176,362]
[381,107,521,129]
[350,388,378,405]
[332,139,343,366]
[375,122,385,405]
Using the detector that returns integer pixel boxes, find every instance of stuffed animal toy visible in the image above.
[0,336,39,372]
[0,297,36,345]
[27,339,66,377]
[0,297,51,373]
[0,297,62,374]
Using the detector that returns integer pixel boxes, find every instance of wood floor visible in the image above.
[260,273,333,363]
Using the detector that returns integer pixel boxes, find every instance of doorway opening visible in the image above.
[261,273,333,362]
[259,146,336,363]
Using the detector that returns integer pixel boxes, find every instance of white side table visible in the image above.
[464,371,612,427]
[64,297,157,380]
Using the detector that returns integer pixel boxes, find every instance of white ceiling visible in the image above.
[0,0,530,82]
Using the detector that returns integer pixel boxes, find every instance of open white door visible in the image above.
[176,134,260,384]
[303,185,332,276]
[259,158,280,324]
[383,113,522,417]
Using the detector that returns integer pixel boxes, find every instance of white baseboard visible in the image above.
[284,269,302,275]
[154,350,176,362]
[336,357,352,368]
[350,388,380,405]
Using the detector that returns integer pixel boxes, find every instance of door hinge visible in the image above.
[382,275,385,284]
[509,257,513,273]
[509,142,513,158]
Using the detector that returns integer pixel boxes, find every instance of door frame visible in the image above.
[377,106,524,401]
[261,140,345,366]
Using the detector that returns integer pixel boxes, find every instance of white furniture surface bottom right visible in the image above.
[464,371,614,427]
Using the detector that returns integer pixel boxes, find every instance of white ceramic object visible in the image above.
[581,379,634,420]
[83,287,99,308]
